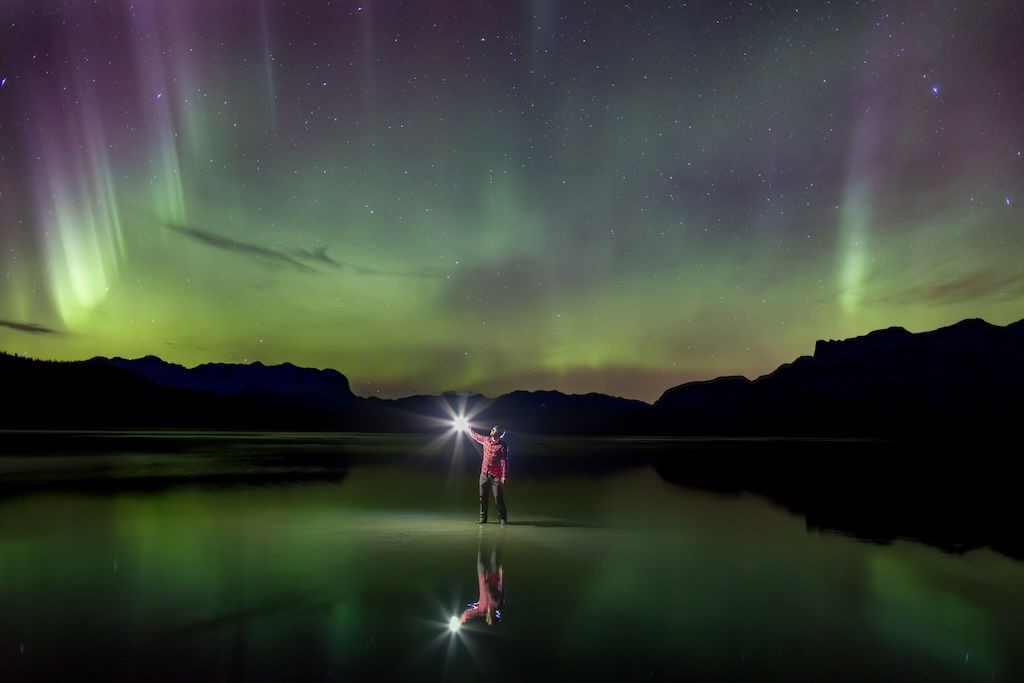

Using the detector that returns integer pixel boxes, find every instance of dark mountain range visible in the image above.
[651,316,1024,439]
[0,352,334,431]
[98,355,358,412]
[3,316,1022,439]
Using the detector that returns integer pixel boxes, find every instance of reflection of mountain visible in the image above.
[3,316,1023,438]
[650,438,1024,561]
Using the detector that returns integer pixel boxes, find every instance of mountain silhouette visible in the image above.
[98,355,357,412]
[2,315,1022,438]
[651,316,1024,438]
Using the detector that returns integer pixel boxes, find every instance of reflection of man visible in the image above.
[460,531,505,626]
[466,425,509,525]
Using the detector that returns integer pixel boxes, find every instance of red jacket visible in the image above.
[469,430,508,478]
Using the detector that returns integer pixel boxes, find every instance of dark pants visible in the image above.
[478,473,507,523]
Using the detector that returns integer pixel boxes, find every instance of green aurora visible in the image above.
[1,1,1022,402]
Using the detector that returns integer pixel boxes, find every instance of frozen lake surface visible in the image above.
[1,431,1022,682]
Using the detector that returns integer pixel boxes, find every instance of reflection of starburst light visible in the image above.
[415,596,489,678]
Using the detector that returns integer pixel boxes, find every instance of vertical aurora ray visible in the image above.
[836,79,886,318]
[257,0,278,131]
[837,179,873,316]
[126,1,192,227]
[30,52,126,328]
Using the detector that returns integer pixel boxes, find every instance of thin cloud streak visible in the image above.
[167,223,315,272]
[0,319,61,335]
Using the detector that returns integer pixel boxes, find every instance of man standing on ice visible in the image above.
[465,424,509,525]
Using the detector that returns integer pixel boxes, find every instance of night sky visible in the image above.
[1,1,1022,403]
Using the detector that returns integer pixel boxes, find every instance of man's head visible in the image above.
[490,425,504,439]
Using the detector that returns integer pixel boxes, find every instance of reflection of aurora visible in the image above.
[1,449,1022,680]
[3,3,1023,404]
[866,552,998,672]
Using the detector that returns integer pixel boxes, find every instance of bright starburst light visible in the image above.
[404,394,494,490]
[432,395,488,437]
